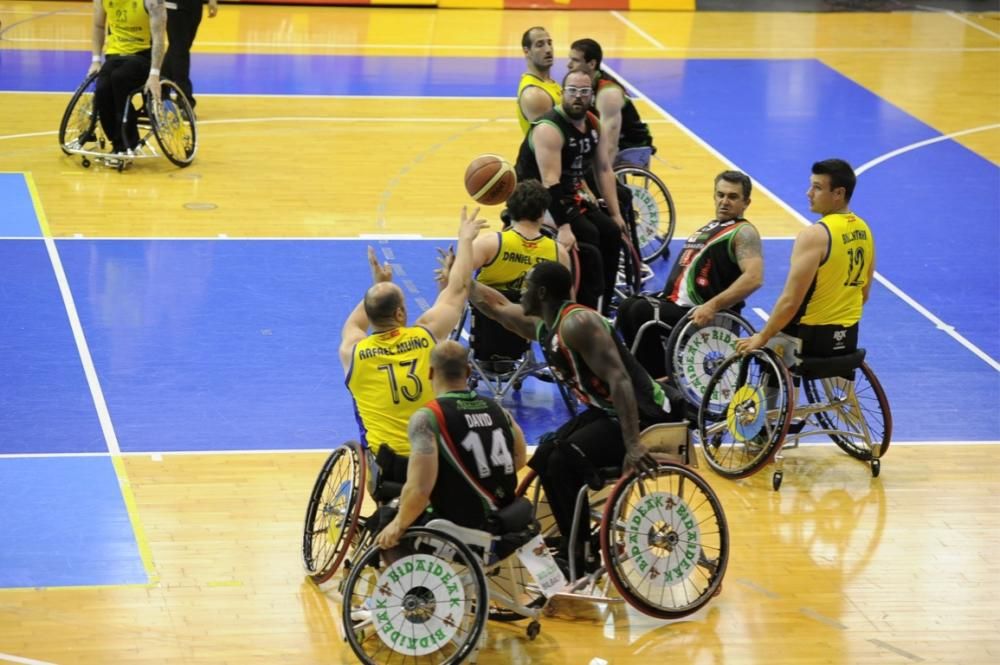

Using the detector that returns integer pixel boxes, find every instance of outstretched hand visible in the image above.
[367,246,393,284]
[458,206,489,241]
[433,246,455,289]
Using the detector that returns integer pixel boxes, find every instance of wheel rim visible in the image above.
[303,444,365,580]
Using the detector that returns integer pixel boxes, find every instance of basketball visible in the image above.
[464,154,517,205]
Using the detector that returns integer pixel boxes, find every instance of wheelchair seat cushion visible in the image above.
[487,496,534,534]
[796,348,867,380]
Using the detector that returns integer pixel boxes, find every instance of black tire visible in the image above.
[59,72,100,155]
[302,442,366,583]
[666,310,756,412]
[615,165,676,263]
[697,349,793,479]
[600,464,729,619]
[341,527,489,665]
[149,80,197,167]
[802,361,892,461]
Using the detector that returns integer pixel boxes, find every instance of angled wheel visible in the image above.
[600,464,728,618]
[149,80,197,167]
[666,310,756,412]
[697,349,793,479]
[59,72,101,155]
[341,527,489,665]
[615,165,676,263]
[802,361,892,461]
[302,442,367,583]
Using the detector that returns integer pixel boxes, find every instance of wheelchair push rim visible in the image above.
[149,80,198,167]
[697,348,794,479]
[600,463,729,619]
[302,442,367,583]
[341,526,489,665]
[59,71,101,156]
[614,165,676,263]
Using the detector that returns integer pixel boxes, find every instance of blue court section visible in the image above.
[610,58,1000,361]
[0,456,147,587]
[0,172,43,237]
[0,240,107,455]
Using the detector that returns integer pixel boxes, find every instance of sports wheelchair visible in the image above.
[614,159,676,265]
[695,335,892,490]
[451,301,577,416]
[338,423,728,664]
[628,307,757,412]
[59,71,197,171]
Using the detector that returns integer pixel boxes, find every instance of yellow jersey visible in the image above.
[517,73,562,135]
[477,229,559,293]
[799,212,874,327]
[102,0,151,56]
[346,325,436,456]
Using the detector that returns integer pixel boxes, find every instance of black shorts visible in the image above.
[784,322,859,358]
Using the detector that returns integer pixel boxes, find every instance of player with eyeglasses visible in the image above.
[513,70,626,316]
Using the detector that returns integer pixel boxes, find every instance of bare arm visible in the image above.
[338,247,393,373]
[689,224,765,326]
[559,311,656,475]
[145,0,166,101]
[88,0,106,75]
[468,281,538,341]
[504,409,528,471]
[534,123,580,251]
[736,224,826,353]
[417,207,488,340]
[556,243,572,271]
[595,87,625,167]
[519,86,555,126]
[376,410,438,549]
[593,127,625,231]
[862,246,876,304]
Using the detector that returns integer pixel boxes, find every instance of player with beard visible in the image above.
[517,26,562,135]
[514,70,626,316]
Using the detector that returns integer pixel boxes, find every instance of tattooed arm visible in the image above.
[689,223,765,327]
[376,409,439,549]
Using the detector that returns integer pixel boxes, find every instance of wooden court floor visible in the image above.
[1,3,999,664]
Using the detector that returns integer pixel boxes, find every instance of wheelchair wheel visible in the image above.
[802,361,892,461]
[59,72,101,155]
[665,310,756,412]
[600,464,728,619]
[615,165,676,263]
[697,349,793,479]
[149,80,197,167]
[341,527,489,665]
[302,442,367,583]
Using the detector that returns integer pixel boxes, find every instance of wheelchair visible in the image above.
[339,496,552,664]
[614,160,676,265]
[59,71,197,171]
[302,442,408,588]
[518,421,728,620]
[695,335,892,490]
[628,307,756,412]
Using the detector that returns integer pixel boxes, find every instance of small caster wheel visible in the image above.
[772,471,783,491]
[82,158,90,168]
[871,458,880,478]
[526,620,540,640]
[117,161,125,173]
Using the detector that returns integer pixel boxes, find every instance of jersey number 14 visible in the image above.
[460,428,514,478]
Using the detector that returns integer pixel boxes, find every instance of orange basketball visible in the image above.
[464,154,517,206]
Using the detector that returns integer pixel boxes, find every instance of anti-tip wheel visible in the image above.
[871,458,881,478]
[772,471,783,491]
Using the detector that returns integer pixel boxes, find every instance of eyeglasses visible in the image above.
[564,86,593,98]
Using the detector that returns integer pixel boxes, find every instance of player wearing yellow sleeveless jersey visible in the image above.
[88,0,166,154]
[338,208,488,466]
[517,27,562,135]
[737,159,876,357]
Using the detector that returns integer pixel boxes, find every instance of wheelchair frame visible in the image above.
[696,340,893,490]
[614,163,676,264]
[59,72,197,171]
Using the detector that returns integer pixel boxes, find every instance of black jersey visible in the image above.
[536,303,673,425]
[660,219,750,309]
[594,71,654,151]
[515,106,601,193]
[422,390,517,530]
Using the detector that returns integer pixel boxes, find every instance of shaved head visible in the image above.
[430,340,470,382]
[364,282,405,328]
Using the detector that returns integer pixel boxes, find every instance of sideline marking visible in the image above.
[610,11,666,50]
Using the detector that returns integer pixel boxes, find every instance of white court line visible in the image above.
[601,57,1000,374]
[0,652,61,665]
[610,11,666,50]
[855,123,1000,175]
[753,307,771,321]
[944,10,1000,39]
[39,219,123,456]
